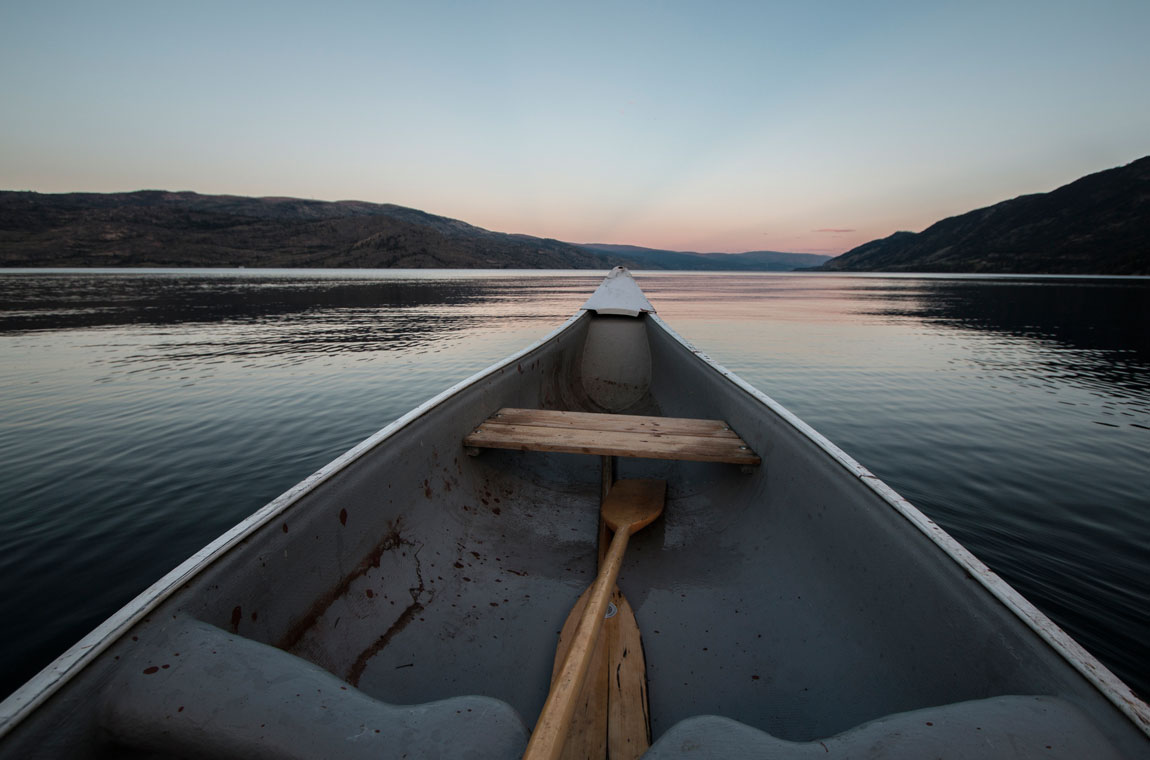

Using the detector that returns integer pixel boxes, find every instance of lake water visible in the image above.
[1,269,1148,704]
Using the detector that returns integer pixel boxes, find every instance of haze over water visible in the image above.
[0,270,1147,703]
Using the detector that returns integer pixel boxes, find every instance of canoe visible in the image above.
[1,267,1147,758]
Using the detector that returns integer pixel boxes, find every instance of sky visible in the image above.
[2,1,1148,255]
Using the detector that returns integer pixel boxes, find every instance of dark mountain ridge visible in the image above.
[0,190,817,270]
[578,243,831,271]
[821,156,1150,275]
[0,190,612,269]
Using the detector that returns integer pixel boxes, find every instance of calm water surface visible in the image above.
[1,270,1148,702]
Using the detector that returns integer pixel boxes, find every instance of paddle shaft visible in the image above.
[523,524,634,760]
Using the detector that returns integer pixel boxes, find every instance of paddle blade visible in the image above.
[550,587,608,760]
[550,586,651,760]
[602,479,666,533]
[606,589,651,760]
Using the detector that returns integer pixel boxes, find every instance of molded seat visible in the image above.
[644,695,1123,759]
[104,618,528,759]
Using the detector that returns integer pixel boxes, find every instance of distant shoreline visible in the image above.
[3,267,1147,281]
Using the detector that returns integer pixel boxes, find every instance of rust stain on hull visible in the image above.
[230,605,242,633]
[275,519,409,653]
[346,543,431,686]
[345,598,425,687]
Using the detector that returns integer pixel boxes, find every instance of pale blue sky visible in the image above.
[2,1,1147,253]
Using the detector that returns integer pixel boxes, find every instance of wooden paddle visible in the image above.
[547,584,650,759]
[524,479,665,760]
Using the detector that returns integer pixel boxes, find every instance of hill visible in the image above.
[820,156,1150,274]
[0,191,622,269]
[578,244,831,271]
[0,191,817,271]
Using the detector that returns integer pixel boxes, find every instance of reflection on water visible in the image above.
[0,270,1147,705]
[0,271,602,354]
[868,277,1150,397]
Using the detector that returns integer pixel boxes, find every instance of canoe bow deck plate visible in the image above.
[463,408,761,466]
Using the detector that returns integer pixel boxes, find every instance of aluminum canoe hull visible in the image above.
[1,275,1147,758]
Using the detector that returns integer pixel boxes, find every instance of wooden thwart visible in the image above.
[465,408,759,466]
